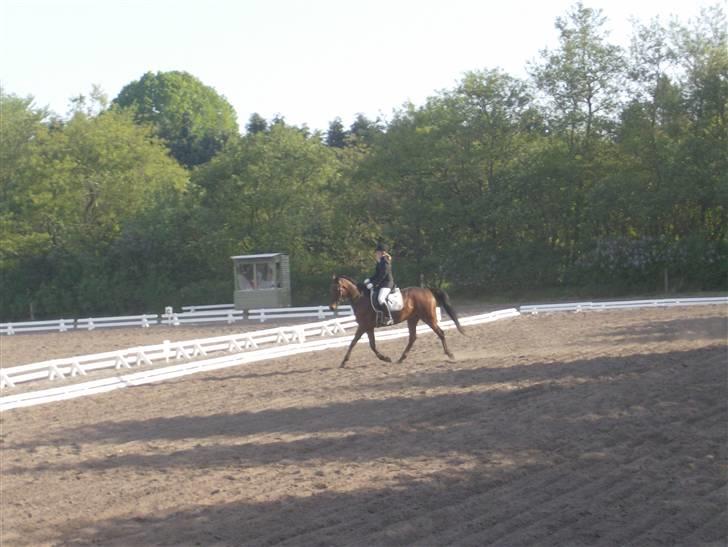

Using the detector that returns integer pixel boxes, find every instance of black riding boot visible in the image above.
[382,301,394,325]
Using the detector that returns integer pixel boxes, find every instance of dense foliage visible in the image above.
[1,4,725,320]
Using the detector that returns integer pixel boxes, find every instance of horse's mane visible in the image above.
[336,274,366,292]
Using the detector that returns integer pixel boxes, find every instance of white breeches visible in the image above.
[378,287,392,306]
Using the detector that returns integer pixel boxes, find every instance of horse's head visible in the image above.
[329,275,358,310]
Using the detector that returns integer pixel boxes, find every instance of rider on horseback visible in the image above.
[364,242,395,326]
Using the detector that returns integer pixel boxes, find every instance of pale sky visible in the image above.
[0,0,719,132]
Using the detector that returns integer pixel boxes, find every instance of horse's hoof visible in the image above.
[339,362,347,368]
[381,356,392,363]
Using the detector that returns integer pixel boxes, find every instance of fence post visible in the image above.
[318,306,325,320]
[48,362,66,381]
[135,350,152,366]
[0,370,15,388]
[70,360,86,377]
[114,353,131,369]
[244,335,258,349]
[276,328,289,344]
[259,309,266,323]
[163,340,171,363]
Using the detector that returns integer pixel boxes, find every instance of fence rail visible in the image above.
[162,309,245,326]
[519,296,727,314]
[248,305,352,322]
[1,305,353,335]
[76,314,158,330]
[0,319,73,335]
[181,304,235,312]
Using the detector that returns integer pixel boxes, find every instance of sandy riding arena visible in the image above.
[1,305,726,546]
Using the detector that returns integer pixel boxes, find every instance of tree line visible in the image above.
[1,3,725,321]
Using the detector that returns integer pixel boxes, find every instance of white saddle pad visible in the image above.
[386,288,404,311]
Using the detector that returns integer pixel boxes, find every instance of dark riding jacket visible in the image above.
[369,256,394,289]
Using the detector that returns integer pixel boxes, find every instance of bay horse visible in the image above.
[329,275,465,367]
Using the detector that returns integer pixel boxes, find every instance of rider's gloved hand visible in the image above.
[366,283,373,290]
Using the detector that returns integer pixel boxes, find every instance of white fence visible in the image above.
[249,305,351,322]
[519,296,727,314]
[76,314,158,330]
[0,315,361,390]
[0,308,519,410]
[2,296,725,409]
[181,304,235,312]
[0,305,353,335]
[162,309,245,326]
[0,318,74,335]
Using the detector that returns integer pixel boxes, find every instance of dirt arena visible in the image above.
[1,305,726,546]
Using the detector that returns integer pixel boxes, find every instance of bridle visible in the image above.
[334,278,361,304]
[336,281,347,303]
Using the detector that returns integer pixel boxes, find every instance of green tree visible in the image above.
[530,2,624,153]
[349,114,383,145]
[326,117,347,148]
[0,92,51,267]
[245,112,268,134]
[114,71,239,167]
[0,99,189,320]
[192,123,341,302]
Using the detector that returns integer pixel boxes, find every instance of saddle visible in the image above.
[369,287,403,327]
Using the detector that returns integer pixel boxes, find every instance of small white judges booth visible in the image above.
[232,253,291,310]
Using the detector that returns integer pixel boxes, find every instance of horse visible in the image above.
[329,275,465,367]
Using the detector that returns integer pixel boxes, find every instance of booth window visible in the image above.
[236,261,278,291]
[258,263,276,289]
[236,263,255,290]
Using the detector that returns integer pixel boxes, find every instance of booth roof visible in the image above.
[230,253,284,260]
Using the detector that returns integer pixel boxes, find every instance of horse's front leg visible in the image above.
[366,329,391,363]
[397,318,419,363]
[340,326,365,368]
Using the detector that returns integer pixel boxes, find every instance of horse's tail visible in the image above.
[429,288,465,335]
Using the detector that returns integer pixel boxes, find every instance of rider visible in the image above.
[364,242,395,325]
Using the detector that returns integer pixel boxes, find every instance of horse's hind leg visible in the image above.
[424,317,454,360]
[397,318,419,363]
[366,329,391,363]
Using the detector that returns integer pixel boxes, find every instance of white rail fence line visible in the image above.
[2,296,725,409]
[0,305,353,335]
[181,304,235,312]
[249,306,350,323]
[0,318,74,335]
[519,296,727,314]
[0,315,361,390]
[0,308,520,411]
[76,314,157,330]
[162,309,245,326]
